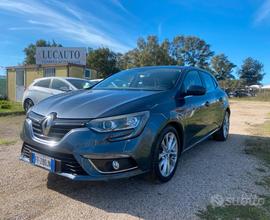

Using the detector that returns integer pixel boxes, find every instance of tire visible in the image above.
[24,99,34,112]
[152,126,181,183]
[213,111,230,141]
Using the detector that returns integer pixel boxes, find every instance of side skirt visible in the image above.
[182,127,220,153]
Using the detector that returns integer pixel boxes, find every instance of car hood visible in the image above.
[31,89,165,118]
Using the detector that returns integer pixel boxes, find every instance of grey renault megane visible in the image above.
[20,66,230,182]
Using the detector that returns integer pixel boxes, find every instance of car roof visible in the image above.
[33,77,89,82]
[125,65,204,72]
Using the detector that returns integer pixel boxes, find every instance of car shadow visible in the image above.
[46,133,270,219]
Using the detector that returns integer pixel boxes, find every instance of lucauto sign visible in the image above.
[36,47,86,65]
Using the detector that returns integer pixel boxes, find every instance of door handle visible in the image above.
[205,101,210,107]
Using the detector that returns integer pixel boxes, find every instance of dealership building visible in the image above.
[6,47,97,102]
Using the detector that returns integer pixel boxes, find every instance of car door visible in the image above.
[179,70,210,147]
[199,71,220,132]
[51,79,71,95]
[32,78,52,103]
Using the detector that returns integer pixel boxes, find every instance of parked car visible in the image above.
[234,89,253,97]
[22,77,99,112]
[20,66,230,182]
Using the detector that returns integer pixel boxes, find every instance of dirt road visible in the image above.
[1,101,270,220]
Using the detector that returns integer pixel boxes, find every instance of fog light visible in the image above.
[112,160,120,170]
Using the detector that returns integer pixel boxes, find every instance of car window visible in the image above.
[181,70,203,94]
[34,79,51,88]
[66,78,92,89]
[51,79,69,91]
[200,71,216,92]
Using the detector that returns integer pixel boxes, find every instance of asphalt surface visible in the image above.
[0,101,270,220]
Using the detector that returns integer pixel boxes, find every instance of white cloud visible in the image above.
[111,0,129,14]
[254,0,270,24]
[8,27,41,31]
[0,0,132,52]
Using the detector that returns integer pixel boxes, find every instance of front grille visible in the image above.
[28,111,88,142]
[21,142,88,176]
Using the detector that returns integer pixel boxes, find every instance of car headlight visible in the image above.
[87,111,150,140]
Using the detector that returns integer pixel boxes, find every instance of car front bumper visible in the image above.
[20,113,166,181]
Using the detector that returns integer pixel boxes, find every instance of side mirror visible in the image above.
[186,85,206,96]
[59,86,71,92]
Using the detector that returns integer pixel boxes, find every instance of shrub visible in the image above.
[1,103,12,109]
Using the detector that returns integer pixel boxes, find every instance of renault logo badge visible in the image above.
[41,112,56,136]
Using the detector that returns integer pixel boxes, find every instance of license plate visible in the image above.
[31,152,55,172]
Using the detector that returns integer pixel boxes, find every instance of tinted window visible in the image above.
[51,79,69,91]
[201,72,216,92]
[93,68,181,91]
[66,79,92,89]
[181,70,203,94]
[34,79,51,88]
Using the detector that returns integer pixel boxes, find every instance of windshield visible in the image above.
[66,79,94,89]
[93,68,181,91]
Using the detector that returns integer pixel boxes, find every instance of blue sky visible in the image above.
[0,0,269,84]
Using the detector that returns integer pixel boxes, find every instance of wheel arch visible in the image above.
[226,107,231,115]
[152,120,185,153]
[166,121,185,153]
[23,98,34,111]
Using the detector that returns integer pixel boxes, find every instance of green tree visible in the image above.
[211,54,236,80]
[23,39,62,64]
[171,36,214,68]
[86,47,119,78]
[119,36,175,69]
[218,79,245,91]
[118,49,140,69]
[171,35,185,65]
[238,57,265,85]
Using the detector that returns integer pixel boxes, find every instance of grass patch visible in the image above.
[245,137,270,166]
[244,119,270,166]
[198,204,270,220]
[0,100,24,115]
[263,122,270,133]
[0,139,16,146]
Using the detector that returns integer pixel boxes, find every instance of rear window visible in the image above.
[51,79,69,91]
[34,79,51,88]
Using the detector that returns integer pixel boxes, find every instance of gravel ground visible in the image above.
[0,100,270,220]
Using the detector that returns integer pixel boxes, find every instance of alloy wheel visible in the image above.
[158,132,178,177]
[223,112,230,138]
